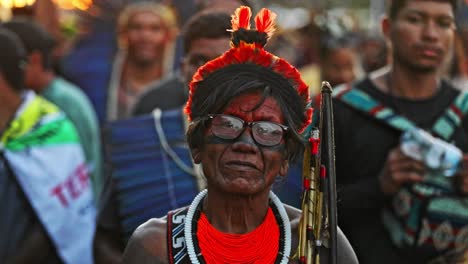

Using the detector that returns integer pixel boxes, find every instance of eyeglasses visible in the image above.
[205,114,288,147]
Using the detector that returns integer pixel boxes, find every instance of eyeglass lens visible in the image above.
[210,115,285,146]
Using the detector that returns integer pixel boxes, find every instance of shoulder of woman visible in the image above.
[121,217,168,264]
[135,217,167,240]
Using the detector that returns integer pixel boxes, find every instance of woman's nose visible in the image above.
[231,128,258,153]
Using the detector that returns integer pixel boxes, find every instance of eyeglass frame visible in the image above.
[202,114,289,147]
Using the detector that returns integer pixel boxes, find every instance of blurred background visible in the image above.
[1,0,466,98]
[1,0,466,121]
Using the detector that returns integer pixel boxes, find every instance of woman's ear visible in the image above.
[191,148,202,164]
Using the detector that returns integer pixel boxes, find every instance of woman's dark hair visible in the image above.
[186,66,307,162]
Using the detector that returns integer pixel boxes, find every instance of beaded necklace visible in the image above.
[184,189,291,264]
[197,208,279,263]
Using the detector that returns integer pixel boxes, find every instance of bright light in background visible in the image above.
[0,0,36,8]
[0,0,91,10]
[52,0,92,10]
[72,0,92,10]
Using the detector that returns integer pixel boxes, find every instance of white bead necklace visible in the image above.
[184,189,292,264]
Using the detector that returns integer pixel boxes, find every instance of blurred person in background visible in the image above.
[107,1,178,120]
[300,34,362,95]
[358,31,389,74]
[294,10,324,69]
[330,0,468,263]
[319,35,362,89]
[3,18,104,201]
[297,9,362,94]
[132,10,232,115]
[169,0,252,79]
[0,28,96,264]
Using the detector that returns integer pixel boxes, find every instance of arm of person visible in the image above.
[121,218,168,264]
[60,86,104,199]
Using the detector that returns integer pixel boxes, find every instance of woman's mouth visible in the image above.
[225,161,259,171]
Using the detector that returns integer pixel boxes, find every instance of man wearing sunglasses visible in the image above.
[122,6,358,264]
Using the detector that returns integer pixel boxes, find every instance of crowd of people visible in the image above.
[1,0,468,263]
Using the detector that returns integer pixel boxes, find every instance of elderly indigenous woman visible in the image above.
[122,6,358,264]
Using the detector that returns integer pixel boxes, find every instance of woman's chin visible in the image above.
[220,178,266,195]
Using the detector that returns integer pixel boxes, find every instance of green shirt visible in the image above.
[42,77,103,201]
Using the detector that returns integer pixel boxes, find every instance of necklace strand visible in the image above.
[184,190,291,264]
[197,208,279,263]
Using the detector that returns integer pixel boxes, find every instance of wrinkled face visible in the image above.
[387,1,455,73]
[182,37,231,83]
[322,48,358,87]
[192,91,289,195]
[125,11,168,65]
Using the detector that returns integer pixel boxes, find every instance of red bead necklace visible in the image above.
[196,207,280,264]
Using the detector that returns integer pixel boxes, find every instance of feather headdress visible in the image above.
[185,6,311,133]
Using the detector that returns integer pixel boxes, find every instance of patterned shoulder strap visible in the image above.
[333,84,468,140]
[167,207,190,264]
[333,84,416,131]
[432,91,468,140]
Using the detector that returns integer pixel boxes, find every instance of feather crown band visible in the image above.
[185,6,312,132]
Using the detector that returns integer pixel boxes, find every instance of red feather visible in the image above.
[231,6,251,31]
[299,107,313,134]
[255,8,277,38]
